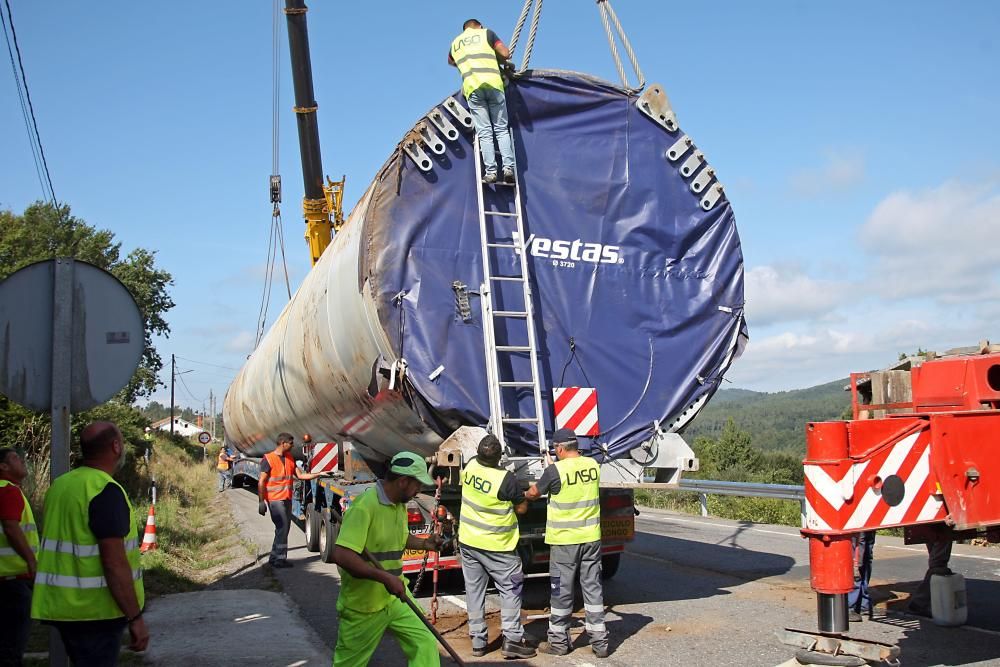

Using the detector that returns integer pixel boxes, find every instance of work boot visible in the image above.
[272,560,294,569]
[539,642,569,656]
[502,166,515,183]
[592,644,610,659]
[502,638,536,659]
[848,610,863,623]
[484,171,498,184]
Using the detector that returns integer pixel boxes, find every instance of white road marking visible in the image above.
[639,512,1000,563]
[441,594,467,610]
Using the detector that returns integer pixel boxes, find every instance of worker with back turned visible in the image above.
[526,428,609,658]
[458,434,535,658]
[448,18,516,184]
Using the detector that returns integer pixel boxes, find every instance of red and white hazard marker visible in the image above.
[140,504,157,552]
[804,429,947,532]
[553,387,600,437]
[309,442,339,474]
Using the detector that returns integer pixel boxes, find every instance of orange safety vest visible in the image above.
[217,449,231,471]
[263,452,295,501]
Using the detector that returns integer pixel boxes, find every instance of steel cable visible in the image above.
[596,0,645,93]
[508,0,543,72]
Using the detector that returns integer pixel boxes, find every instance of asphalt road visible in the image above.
[226,486,1000,666]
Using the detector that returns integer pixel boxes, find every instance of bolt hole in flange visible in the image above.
[987,364,1000,391]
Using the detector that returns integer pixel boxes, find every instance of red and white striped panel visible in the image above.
[309,442,339,474]
[804,429,946,533]
[553,387,600,437]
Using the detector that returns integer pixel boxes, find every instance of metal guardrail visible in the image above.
[675,478,806,524]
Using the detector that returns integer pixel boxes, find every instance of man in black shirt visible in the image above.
[458,435,535,658]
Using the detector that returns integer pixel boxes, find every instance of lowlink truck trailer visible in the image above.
[232,432,636,580]
[224,3,747,592]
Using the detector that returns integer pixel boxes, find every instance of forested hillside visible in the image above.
[683,378,851,454]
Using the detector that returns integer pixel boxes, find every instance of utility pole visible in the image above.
[209,389,215,439]
[170,353,175,437]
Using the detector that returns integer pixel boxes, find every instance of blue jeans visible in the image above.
[467,86,515,175]
[848,531,875,612]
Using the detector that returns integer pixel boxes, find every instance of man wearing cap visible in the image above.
[458,434,535,659]
[525,428,609,658]
[332,451,443,667]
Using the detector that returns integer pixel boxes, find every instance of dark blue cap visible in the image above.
[552,428,578,445]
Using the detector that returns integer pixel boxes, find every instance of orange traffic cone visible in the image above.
[140,505,157,552]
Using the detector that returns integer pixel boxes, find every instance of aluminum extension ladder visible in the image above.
[474,140,547,457]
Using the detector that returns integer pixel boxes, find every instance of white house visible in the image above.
[151,417,206,438]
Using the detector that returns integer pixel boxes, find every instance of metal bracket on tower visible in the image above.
[666,134,692,162]
[636,83,678,132]
[417,121,446,155]
[680,150,705,178]
[700,182,725,211]
[442,97,475,132]
[427,109,461,142]
[690,165,716,194]
[402,138,433,172]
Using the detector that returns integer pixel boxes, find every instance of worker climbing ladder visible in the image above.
[474,140,547,457]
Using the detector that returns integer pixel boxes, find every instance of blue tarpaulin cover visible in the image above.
[362,70,747,459]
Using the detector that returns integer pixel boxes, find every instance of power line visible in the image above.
[175,365,205,403]
[0,3,46,200]
[1,0,56,205]
[174,356,242,372]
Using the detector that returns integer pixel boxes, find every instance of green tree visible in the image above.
[0,202,175,402]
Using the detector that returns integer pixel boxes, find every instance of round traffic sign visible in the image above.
[198,431,212,445]
[0,259,144,412]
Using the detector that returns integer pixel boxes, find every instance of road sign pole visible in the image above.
[49,257,73,667]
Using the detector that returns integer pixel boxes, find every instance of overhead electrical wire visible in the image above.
[1,0,56,206]
[175,365,205,404]
[174,356,242,372]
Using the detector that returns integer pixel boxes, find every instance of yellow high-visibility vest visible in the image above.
[451,28,504,98]
[0,479,38,577]
[545,456,601,545]
[459,458,519,551]
[31,467,143,621]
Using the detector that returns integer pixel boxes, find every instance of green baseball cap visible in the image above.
[389,451,434,485]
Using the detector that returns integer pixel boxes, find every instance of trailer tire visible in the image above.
[319,514,339,564]
[601,553,621,580]
[305,504,321,553]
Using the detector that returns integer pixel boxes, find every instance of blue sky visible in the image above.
[2,2,998,411]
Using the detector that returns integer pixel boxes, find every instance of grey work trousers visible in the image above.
[460,543,525,648]
[548,541,608,652]
[268,499,292,564]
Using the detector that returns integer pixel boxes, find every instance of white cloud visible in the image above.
[224,331,256,354]
[789,151,865,197]
[745,265,848,327]
[859,180,1000,301]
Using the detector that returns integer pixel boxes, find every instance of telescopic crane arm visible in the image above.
[283,0,343,266]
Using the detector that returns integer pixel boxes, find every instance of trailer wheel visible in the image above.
[319,514,339,564]
[305,504,321,553]
[601,553,621,580]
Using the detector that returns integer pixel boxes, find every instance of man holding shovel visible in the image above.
[332,451,445,667]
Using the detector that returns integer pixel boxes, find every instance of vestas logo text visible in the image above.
[516,233,623,265]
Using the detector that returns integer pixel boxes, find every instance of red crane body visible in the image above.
[802,351,1000,631]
